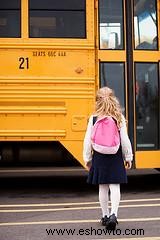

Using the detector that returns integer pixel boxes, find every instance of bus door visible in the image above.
[97,0,160,168]
[133,0,160,168]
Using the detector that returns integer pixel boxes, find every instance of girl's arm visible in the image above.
[83,115,93,167]
[120,115,133,168]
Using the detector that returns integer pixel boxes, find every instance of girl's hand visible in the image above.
[85,162,92,171]
[125,161,132,169]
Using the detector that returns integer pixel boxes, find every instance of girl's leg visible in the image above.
[109,184,120,217]
[99,184,110,217]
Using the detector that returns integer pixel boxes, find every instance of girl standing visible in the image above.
[83,87,133,230]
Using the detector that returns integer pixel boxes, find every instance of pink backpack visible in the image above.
[91,116,120,154]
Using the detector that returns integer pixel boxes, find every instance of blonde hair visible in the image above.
[95,87,123,128]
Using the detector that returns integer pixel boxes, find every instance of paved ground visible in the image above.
[0,168,159,240]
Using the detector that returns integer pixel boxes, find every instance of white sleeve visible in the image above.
[83,115,93,164]
[120,115,133,161]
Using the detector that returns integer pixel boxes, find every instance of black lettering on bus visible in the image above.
[48,51,56,57]
[19,57,29,69]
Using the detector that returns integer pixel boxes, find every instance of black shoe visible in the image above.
[100,215,109,226]
[106,214,118,230]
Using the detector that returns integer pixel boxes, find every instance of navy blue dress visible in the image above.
[87,146,127,185]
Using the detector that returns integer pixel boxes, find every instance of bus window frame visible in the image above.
[98,0,125,51]
[99,61,126,114]
[28,0,87,39]
[134,61,159,150]
[133,0,159,51]
[0,0,21,38]
[0,0,94,45]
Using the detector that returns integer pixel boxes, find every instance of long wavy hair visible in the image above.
[95,87,123,128]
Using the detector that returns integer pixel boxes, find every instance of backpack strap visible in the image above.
[93,116,97,125]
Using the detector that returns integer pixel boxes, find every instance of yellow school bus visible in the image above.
[0,0,159,169]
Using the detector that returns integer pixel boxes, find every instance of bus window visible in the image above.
[29,0,86,38]
[134,0,158,50]
[100,62,125,112]
[0,0,20,38]
[135,63,159,150]
[99,0,124,49]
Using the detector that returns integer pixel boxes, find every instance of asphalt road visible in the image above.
[0,168,159,240]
